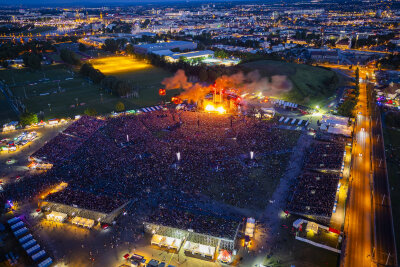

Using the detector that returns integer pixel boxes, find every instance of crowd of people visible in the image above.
[147,206,240,240]
[303,142,345,170]
[3,109,301,237]
[62,116,106,140]
[287,140,345,218]
[31,115,105,164]
[287,172,340,217]
[46,188,127,214]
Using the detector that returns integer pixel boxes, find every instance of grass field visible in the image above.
[383,126,400,258]
[0,65,113,119]
[261,215,339,267]
[90,56,173,107]
[0,95,18,125]
[242,60,343,106]
[0,59,172,120]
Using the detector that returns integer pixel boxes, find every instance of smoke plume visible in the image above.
[161,69,292,103]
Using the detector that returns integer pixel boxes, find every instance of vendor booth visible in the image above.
[71,216,95,228]
[183,241,216,260]
[46,211,67,222]
[151,234,182,250]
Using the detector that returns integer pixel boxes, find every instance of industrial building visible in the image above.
[164,50,214,62]
[134,41,197,54]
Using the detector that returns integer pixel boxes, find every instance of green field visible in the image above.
[89,56,173,108]
[383,127,400,257]
[0,95,17,125]
[261,216,339,267]
[0,62,172,120]
[242,60,343,106]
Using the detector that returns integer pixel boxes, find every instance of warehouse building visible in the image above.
[134,41,197,54]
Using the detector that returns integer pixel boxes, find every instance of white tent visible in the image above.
[183,241,215,258]
[46,211,67,222]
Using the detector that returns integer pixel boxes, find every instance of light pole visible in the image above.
[48,103,51,111]
[75,98,79,107]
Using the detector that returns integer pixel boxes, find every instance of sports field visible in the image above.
[89,56,173,107]
[0,94,17,125]
[0,59,172,120]
[243,60,342,106]
[0,65,112,119]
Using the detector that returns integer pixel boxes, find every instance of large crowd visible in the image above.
[3,109,301,237]
[147,207,240,240]
[303,142,345,170]
[31,115,105,164]
[287,172,340,217]
[287,141,345,218]
[46,188,126,214]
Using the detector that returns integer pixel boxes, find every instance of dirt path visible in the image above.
[261,132,312,244]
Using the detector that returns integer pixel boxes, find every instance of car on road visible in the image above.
[1,138,10,143]
[361,128,365,132]
[359,153,363,157]
[18,140,28,146]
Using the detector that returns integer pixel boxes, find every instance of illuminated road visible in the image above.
[343,74,373,267]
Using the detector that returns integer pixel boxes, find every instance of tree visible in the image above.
[141,19,150,29]
[79,63,92,76]
[125,44,134,55]
[20,112,38,126]
[78,43,87,52]
[355,67,359,86]
[22,52,42,70]
[338,99,356,117]
[103,39,119,53]
[79,63,105,84]
[60,49,81,66]
[84,108,97,116]
[115,101,125,112]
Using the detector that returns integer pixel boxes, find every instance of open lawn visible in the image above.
[242,60,343,106]
[0,94,17,124]
[90,56,173,107]
[261,216,339,267]
[0,60,172,120]
[383,126,400,258]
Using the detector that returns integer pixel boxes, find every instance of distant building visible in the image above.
[309,49,339,63]
[165,50,214,62]
[335,39,351,50]
[134,41,197,54]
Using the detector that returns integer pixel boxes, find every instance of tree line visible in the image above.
[337,67,360,117]
[79,63,138,98]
